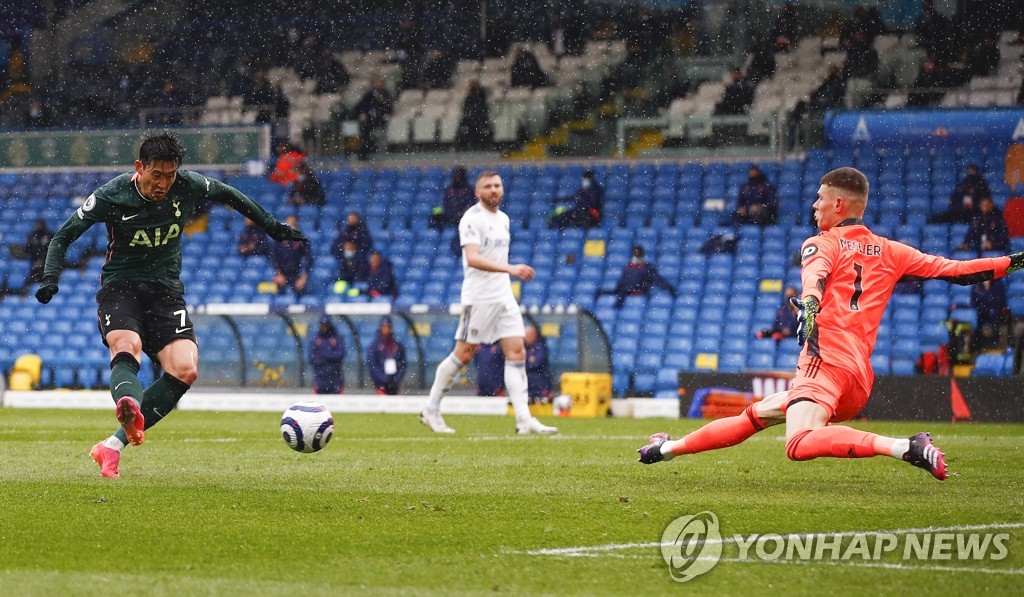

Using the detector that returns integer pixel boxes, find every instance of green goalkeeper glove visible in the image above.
[789,296,820,347]
[1008,252,1024,274]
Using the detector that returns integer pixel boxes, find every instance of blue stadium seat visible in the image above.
[718,353,745,373]
[746,350,774,371]
[632,372,656,395]
[971,352,1007,376]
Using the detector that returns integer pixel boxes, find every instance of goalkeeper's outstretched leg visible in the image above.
[637,390,787,463]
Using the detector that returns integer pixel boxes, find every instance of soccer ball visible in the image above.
[280,401,334,453]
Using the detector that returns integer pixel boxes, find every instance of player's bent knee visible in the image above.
[167,363,198,385]
[785,429,813,461]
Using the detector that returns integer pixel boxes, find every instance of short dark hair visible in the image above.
[820,167,869,200]
[475,170,501,185]
[138,132,185,166]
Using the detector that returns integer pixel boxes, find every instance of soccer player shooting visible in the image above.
[36,132,306,477]
[638,167,1024,480]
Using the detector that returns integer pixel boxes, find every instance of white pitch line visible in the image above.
[517,521,1024,557]
[578,555,1024,576]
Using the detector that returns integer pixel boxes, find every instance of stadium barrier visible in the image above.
[190,303,611,393]
[676,372,1024,423]
[0,126,270,169]
[1,389,676,418]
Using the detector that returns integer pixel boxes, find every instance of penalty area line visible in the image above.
[513,521,1024,557]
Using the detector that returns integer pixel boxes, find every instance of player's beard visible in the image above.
[483,193,502,210]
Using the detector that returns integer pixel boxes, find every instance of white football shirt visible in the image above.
[458,202,513,304]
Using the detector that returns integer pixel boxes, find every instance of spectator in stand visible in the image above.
[226,54,254,98]
[966,33,1000,77]
[730,165,778,226]
[420,49,453,90]
[334,211,373,263]
[306,47,350,93]
[510,47,550,89]
[596,245,678,308]
[929,164,991,224]
[789,64,847,141]
[238,217,271,259]
[971,278,1010,353]
[745,41,776,85]
[524,325,552,402]
[841,5,886,48]
[151,80,187,125]
[474,343,505,397]
[908,57,953,107]
[272,215,313,296]
[336,240,369,284]
[430,166,476,228]
[455,80,493,150]
[841,30,878,80]
[394,18,425,90]
[287,162,325,206]
[915,0,954,62]
[546,12,586,59]
[622,7,668,60]
[367,316,407,395]
[756,287,799,342]
[245,71,276,123]
[308,315,346,394]
[714,68,754,115]
[26,98,53,128]
[269,142,306,187]
[351,79,393,160]
[599,43,647,103]
[548,169,603,229]
[367,251,399,299]
[25,219,53,284]
[770,2,800,52]
[959,196,1010,254]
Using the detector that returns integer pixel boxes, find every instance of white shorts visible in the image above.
[454,301,525,345]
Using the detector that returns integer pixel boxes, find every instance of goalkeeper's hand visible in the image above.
[789,295,820,347]
[35,278,59,304]
[1008,252,1024,274]
[267,220,307,243]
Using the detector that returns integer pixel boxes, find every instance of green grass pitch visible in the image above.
[0,409,1021,595]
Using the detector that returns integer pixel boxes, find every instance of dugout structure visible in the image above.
[192,303,610,392]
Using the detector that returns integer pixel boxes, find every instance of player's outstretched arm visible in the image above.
[900,243,1016,285]
[206,177,306,242]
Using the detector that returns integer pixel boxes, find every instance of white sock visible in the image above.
[103,435,126,451]
[504,360,531,423]
[891,438,910,459]
[659,441,677,460]
[427,353,464,412]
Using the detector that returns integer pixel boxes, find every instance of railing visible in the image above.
[616,113,784,158]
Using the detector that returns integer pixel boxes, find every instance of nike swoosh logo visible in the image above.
[175,327,192,333]
[121,214,141,221]
[115,381,130,389]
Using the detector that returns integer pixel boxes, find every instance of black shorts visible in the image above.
[96,281,197,359]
